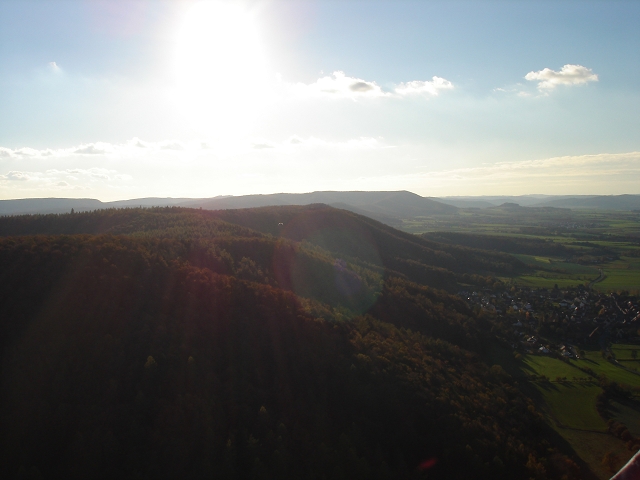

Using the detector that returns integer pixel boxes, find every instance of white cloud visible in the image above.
[158,140,185,150]
[0,148,15,158]
[0,139,209,160]
[525,64,598,90]
[48,61,61,73]
[295,71,388,99]
[394,77,453,96]
[2,171,31,181]
[0,136,391,166]
[292,71,454,100]
[74,143,114,155]
[129,137,150,148]
[15,148,41,157]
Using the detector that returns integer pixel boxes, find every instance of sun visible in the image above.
[174,1,269,136]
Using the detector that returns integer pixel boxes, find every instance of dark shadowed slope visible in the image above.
[0,211,582,480]
[206,204,526,279]
[0,205,527,293]
[422,232,573,257]
[0,207,260,238]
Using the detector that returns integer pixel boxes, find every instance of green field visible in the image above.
[523,355,591,380]
[595,257,640,292]
[522,353,640,479]
[407,207,640,476]
[610,399,640,437]
[403,208,640,292]
[612,344,640,361]
[503,254,599,288]
[571,350,640,387]
[521,356,606,429]
[536,382,607,431]
[488,346,640,479]
[503,248,640,293]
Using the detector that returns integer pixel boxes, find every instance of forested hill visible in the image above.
[422,231,573,257]
[0,207,580,479]
[0,205,527,289]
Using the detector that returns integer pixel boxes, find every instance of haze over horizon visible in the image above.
[1,0,638,201]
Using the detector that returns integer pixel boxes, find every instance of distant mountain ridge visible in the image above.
[2,192,640,222]
[0,191,456,222]
[437,194,640,210]
[178,190,459,218]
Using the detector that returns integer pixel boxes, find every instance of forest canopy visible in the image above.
[0,207,578,479]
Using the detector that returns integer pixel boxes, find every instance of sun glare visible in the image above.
[174,1,269,136]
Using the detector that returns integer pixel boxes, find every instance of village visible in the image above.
[460,284,640,359]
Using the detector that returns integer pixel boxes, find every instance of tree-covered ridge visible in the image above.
[207,205,527,276]
[422,231,573,257]
[0,207,260,239]
[0,233,576,479]
[0,235,478,351]
[0,207,577,479]
[0,206,528,284]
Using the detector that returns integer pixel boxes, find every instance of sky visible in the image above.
[0,0,639,201]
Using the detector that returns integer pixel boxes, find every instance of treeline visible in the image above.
[0,207,258,239]
[422,232,571,257]
[0,207,521,291]
[0,232,578,479]
[208,205,528,277]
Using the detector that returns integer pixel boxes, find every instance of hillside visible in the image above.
[0,207,581,479]
[0,205,527,290]
[422,232,573,257]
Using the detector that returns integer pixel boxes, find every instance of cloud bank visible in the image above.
[293,71,453,99]
[525,64,598,90]
[394,77,453,96]
[295,71,387,98]
[391,152,640,196]
[0,136,389,161]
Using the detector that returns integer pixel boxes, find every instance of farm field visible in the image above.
[507,247,640,292]
[535,382,606,431]
[506,254,600,288]
[595,257,640,292]
[489,347,640,479]
[610,400,640,437]
[570,350,640,387]
[612,344,640,361]
[523,355,592,381]
[403,208,640,292]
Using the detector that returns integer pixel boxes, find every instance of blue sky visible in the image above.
[1,0,639,200]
